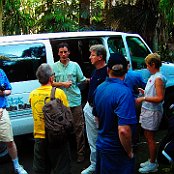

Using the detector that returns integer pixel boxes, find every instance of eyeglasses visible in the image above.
[89,54,97,58]
[59,51,68,54]
[51,73,55,77]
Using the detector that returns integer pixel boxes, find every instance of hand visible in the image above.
[86,78,90,83]
[136,97,145,104]
[0,90,5,96]
[128,151,134,159]
[63,81,72,88]
[138,88,144,95]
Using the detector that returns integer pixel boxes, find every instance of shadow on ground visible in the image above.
[0,129,174,174]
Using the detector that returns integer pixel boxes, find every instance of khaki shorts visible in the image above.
[0,109,14,142]
[139,107,162,131]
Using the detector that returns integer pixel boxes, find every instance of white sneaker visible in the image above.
[15,165,28,174]
[140,160,150,168]
[140,159,159,168]
[139,162,158,173]
[81,165,95,174]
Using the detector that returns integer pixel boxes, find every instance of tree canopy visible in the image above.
[0,0,173,55]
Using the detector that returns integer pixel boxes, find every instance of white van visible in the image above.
[0,31,174,157]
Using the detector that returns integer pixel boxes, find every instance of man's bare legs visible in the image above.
[6,141,28,174]
[6,141,18,159]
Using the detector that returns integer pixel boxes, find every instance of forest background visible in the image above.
[0,0,174,61]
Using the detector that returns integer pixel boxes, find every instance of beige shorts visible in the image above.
[0,109,14,142]
[139,107,162,131]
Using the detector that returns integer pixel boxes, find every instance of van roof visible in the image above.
[0,31,140,43]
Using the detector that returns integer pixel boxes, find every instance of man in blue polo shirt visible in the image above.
[93,53,137,174]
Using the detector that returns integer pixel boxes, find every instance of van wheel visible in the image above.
[0,142,9,162]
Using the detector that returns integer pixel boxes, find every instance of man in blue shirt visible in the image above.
[0,69,27,174]
[82,44,108,174]
[93,53,137,174]
[125,66,146,146]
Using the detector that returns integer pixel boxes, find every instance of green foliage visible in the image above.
[160,0,174,26]
[105,1,159,34]
[35,0,79,32]
[158,43,174,63]
[1,0,105,34]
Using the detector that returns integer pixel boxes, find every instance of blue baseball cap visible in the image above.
[107,53,128,71]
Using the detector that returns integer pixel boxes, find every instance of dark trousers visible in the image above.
[95,148,135,174]
[70,105,85,157]
[33,138,72,174]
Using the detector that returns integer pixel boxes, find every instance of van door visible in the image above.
[49,37,103,105]
[125,36,151,82]
[107,35,152,82]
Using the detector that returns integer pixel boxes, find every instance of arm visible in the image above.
[94,116,99,129]
[118,125,134,158]
[136,77,165,104]
[0,89,11,96]
[52,81,72,88]
[0,89,11,119]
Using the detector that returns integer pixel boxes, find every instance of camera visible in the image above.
[0,84,6,91]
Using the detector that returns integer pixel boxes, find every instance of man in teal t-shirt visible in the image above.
[52,42,87,163]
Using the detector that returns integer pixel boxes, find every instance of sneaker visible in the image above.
[15,165,28,174]
[81,165,95,174]
[140,160,150,168]
[139,162,158,173]
[140,159,159,168]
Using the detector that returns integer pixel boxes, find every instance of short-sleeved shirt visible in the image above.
[93,77,137,152]
[52,61,86,107]
[87,65,108,105]
[124,70,146,98]
[29,85,69,138]
[0,69,12,108]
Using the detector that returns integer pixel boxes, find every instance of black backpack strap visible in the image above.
[44,87,56,104]
[50,87,56,100]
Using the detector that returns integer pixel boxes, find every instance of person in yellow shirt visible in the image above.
[29,63,71,174]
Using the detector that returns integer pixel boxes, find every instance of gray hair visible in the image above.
[89,44,106,62]
[36,63,53,84]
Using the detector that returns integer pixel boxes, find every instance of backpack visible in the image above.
[42,87,73,146]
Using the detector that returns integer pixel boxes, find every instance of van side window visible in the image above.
[0,43,46,82]
[50,38,102,78]
[126,37,150,70]
[108,37,124,55]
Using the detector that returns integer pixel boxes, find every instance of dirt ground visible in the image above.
[0,129,173,174]
[71,128,174,174]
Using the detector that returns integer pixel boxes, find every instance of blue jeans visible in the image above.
[83,102,98,168]
[95,148,135,174]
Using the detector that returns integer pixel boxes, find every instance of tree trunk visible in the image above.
[0,0,2,36]
[79,0,90,28]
